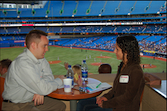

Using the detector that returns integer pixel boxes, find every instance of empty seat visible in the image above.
[98,63,112,74]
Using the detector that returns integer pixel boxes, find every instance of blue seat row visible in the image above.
[0,1,166,18]
[0,25,166,35]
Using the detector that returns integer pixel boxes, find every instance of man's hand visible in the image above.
[32,94,44,106]
[96,96,108,108]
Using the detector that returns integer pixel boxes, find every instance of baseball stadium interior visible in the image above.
[0,1,166,111]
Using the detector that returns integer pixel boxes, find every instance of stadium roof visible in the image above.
[0,0,40,5]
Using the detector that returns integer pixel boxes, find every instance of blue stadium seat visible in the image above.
[0,28,6,34]
[61,1,76,16]
[19,9,33,18]
[0,1,166,17]
[75,1,91,16]
[35,27,47,32]
[102,1,120,15]
[3,11,18,18]
[48,1,64,17]
[20,27,34,33]
[116,1,136,15]
[131,1,150,14]
[145,1,165,14]
[48,27,60,33]
[88,1,105,16]
[62,27,74,33]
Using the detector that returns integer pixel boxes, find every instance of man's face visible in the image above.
[34,35,49,59]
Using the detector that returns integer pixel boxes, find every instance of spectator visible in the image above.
[2,30,66,111]
[64,62,82,86]
[0,59,12,77]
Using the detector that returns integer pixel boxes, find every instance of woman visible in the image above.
[77,34,145,111]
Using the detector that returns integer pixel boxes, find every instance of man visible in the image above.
[2,30,66,111]
[0,59,12,77]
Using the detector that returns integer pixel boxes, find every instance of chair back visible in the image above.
[98,63,112,74]
[0,77,5,110]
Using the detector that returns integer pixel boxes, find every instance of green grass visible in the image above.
[0,46,166,75]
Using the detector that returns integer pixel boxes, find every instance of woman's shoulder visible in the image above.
[128,63,143,74]
[129,63,142,69]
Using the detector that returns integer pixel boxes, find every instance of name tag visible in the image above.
[119,75,129,83]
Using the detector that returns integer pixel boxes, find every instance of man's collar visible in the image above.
[25,48,40,64]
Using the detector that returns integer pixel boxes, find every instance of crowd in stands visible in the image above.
[1,34,166,56]
[0,36,25,41]
[57,35,166,56]
[139,37,166,54]
[0,21,166,35]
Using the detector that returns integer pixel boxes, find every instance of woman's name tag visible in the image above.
[119,75,129,83]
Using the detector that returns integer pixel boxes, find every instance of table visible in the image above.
[47,78,108,111]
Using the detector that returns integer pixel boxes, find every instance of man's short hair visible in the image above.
[25,30,48,49]
[0,59,12,69]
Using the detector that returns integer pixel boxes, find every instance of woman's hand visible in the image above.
[96,96,108,108]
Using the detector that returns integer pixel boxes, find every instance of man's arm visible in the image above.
[15,59,63,95]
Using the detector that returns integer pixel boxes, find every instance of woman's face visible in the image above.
[114,43,128,63]
[114,43,124,60]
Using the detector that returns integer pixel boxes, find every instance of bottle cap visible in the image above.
[83,60,86,62]
[68,65,71,68]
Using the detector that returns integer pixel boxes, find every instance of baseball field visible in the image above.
[0,46,166,75]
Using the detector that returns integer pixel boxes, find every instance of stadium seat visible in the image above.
[98,63,112,74]
[0,77,5,110]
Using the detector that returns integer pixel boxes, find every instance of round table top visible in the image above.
[47,78,102,100]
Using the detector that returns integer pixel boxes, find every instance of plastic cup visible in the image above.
[63,78,72,92]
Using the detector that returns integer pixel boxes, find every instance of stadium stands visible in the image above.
[0,1,166,17]
[0,1,166,58]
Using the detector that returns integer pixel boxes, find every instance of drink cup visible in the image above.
[63,78,72,92]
